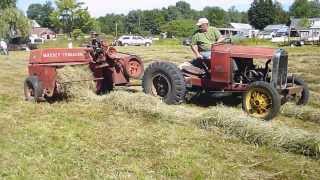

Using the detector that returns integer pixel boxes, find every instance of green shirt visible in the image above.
[191,26,221,52]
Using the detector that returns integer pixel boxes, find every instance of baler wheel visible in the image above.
[24,76,43,102]
[287,76,309,105]
[142,61,186,104]
[243,81,281,120]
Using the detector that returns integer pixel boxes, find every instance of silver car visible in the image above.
[118,35,152,47]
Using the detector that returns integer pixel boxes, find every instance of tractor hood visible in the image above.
[212,44,277,59]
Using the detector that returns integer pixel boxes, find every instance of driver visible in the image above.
[90,31,102,48]
[180,18,224,69]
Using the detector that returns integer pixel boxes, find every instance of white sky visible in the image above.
[18,0,294,17]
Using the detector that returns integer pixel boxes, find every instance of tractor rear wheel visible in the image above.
[24,76,43,102]
[243,81,281,120]
[287,76,309,105]
[142,61,186,104]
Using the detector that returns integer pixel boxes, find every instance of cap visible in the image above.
[196,18,209,26]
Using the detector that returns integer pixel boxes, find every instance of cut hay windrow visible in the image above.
[200,107,320,158]
[281,103,320,124]
[56,66,96,100]
[101,91,204,124]
[102,91,320,159]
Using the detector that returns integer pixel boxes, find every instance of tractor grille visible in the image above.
[272,49,288,89]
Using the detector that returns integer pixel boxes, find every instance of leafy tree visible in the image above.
[274,1,289,24]
[141,10,165,35]
[27,1,54,28]
[310,0,320,17]
[289,0,311,18]
[160,19,196,37]
[125,10,143,34]
[201,7,228,27]
[248,0,275,30]
[298,17,311,28]
[50,0,97,34]
[227,6,242,23]
[0,7,31,39]
[98,14,126,36]
[0,0,16,9]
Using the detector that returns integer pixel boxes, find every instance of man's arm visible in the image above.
[191,45,202,59]
[214,28,225,43]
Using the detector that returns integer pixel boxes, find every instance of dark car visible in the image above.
[182,38,192,46]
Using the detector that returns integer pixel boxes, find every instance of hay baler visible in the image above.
[24,44,143,101]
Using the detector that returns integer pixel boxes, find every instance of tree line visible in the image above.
[2,0,320,41]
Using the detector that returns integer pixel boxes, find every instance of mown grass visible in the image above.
[0,42,320,179]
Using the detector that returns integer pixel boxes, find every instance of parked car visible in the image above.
[257,31,275,39]
[117,35,152,47]
[182,38,192,46]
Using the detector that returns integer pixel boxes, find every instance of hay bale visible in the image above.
[281,103,320,124]
[56,65,96,100]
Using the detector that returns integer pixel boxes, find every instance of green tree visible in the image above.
[98,14,126,36]
[50,0,97,34]
[0,7,31,39]
[27,1,54,28]
[248,0,275,30]
[289,0,312,18]
[298,17,311,28]
[125,10,143,34]
[160,19,196,37]
[310,0,320,17]
[201,7,228,27]
[228,6,242,23]
[0,0,16,9]
[274,1,289,24]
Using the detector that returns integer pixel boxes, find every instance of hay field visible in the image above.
[0,44,319,179]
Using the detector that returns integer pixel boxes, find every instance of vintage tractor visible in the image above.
[24,42,143,102]
[142,44,309,120]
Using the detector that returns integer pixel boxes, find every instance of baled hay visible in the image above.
[281,103,320,124]
[200,106,320,158]
[56,66,96,100]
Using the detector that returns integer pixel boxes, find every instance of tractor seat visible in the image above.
[179,62,206,76]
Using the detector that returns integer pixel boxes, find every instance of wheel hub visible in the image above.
[152,74,171,98]
[247,89,272,117]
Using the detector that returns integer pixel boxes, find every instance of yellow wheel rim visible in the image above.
[245,87,272,118]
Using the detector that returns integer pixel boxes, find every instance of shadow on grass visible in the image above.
[186,92,243,108]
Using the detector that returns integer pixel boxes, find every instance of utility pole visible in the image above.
[115,23,118,38]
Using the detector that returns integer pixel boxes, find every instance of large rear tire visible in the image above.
[142,61,186,104]
[24,76,43,102]
[287,76,309,105]
[243,81,281,120]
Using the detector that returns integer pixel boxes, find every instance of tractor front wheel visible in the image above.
[142,61,186,104]
[243,81,281,120]
[24,76,44,102]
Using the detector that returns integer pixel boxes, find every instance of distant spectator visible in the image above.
[0,39,8,55]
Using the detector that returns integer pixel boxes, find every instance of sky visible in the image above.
[17,0,294,17]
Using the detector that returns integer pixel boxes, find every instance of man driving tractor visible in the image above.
[180,18,225,69]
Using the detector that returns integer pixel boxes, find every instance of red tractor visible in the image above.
[142,44,309,120]
[24,42,143,102]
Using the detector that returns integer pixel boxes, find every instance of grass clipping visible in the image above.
[56,66,96,100]
[103,91,320,159]
[281,103,320,124]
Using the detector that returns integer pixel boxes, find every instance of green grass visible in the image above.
[0,42,320,179]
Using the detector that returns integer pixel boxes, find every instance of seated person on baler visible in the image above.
[185,18,225,70]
